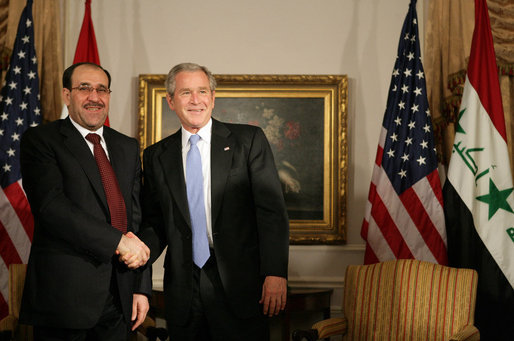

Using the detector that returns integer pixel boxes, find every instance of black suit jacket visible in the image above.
[19,117,151,329]
[140,119,289,326]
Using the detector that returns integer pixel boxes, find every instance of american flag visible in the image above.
[361,0,447,265]
[0,0,41,318]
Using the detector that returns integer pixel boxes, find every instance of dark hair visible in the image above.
[62,62,111,90]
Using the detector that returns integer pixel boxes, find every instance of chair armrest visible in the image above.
[449,325,480,341]
[313,317,347,339]
[292,317,348,340]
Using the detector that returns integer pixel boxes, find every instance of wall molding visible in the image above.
[288,275,344,288]
[290,243,365,253]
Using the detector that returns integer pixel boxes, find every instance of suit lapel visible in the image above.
[60,118,109,212]
[210,120,232,230]
[158,131,191,231]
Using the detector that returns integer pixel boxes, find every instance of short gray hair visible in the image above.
[165,62,217,97]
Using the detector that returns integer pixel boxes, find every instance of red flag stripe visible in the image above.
[367,182,413,260]
[364,124,447,264]
[0,222,23,265]
[72,0,108,127]
[403,176,448,264]
[369,163,439,262]
[0,185,31,264]
[412,172,445,233]
[3,181,34,240]
[401,184,441,248]
[467,0,505,141]
[73,0,100,65]
[426,167,444,207]
[361,219,381,264]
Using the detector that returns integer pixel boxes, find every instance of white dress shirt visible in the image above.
[69,116,109,159]
[181,119,213,246]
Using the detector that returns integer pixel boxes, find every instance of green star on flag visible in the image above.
[476,178,514,219]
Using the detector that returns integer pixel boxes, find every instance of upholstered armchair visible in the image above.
[293,259,480,341]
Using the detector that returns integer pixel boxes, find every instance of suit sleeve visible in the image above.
[129,142,152,295]
[20,127,121,264]
[249,128,290,278]
[138,146,169,265]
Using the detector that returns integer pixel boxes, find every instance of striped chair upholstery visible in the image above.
[293,259,480,341]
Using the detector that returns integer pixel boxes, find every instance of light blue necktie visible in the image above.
[186,134,210,268]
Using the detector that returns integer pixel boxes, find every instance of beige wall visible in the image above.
[63,0,426,312]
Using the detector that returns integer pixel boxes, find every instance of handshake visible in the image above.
[116,232,150,269]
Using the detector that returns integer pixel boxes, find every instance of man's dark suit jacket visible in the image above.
[140,118,289,326]
[19,117,151,329]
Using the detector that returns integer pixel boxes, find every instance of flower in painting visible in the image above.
[284,121,300,141]
[262,108,285,149]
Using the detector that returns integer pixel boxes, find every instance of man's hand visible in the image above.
[116,232,150,269]
[259,276,287,316]
[131,293,150,331]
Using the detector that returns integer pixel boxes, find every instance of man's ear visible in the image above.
[166,93,175,111]
[62,88,71,106]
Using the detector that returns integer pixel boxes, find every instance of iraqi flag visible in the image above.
[443,0,514,339]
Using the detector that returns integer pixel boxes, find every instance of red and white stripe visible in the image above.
[0,180,33,316]
[362,127,447,265]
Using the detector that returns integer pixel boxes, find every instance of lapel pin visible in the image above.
[224,146,230,151]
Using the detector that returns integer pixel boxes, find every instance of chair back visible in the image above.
[343,259,478,341]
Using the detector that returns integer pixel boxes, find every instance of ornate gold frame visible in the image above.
[138,74,348,244]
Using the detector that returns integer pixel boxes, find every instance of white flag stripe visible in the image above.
[0,257,7,306]
[371,163,438,263]
[448,80,513,207]
[0,188,31,263]
[366,214,396,261]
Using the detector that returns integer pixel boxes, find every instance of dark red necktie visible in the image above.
[85,133,127,234]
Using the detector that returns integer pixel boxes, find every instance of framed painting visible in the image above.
[138,74,348,244]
